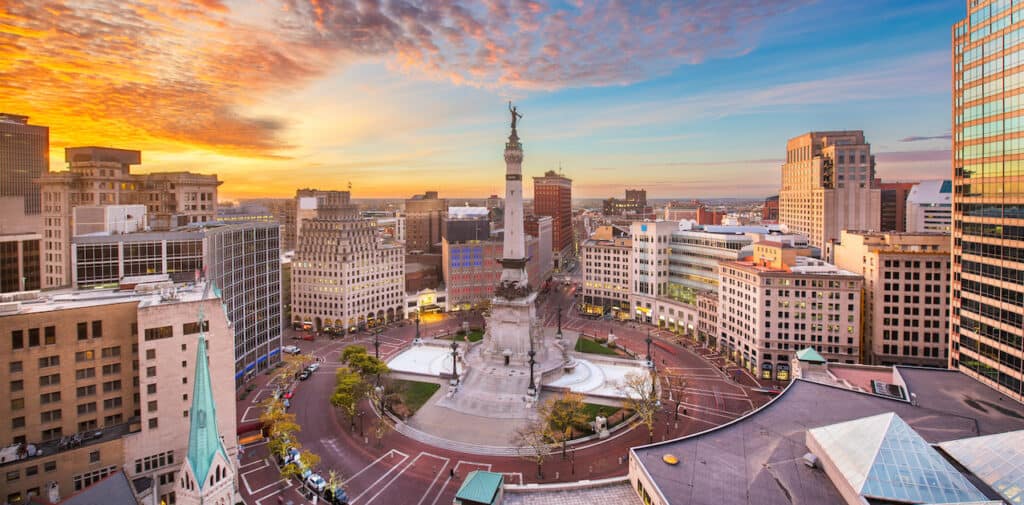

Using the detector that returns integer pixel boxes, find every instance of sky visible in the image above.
[0,0,963,201]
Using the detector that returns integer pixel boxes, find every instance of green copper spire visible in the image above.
[186,328,228,489]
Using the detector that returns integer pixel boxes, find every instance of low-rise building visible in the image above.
[695,291,718,346]
[580,225,631,319]
[833,230,951,367]
[906,179,952,233]
[718,241,863,379]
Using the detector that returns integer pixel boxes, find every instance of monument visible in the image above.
[481,102,548,367]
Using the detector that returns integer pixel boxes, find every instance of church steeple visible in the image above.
[185,333,228,489]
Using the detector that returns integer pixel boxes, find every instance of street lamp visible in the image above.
[450,340,459,385]
[414,317,421,344]
[645,329,653,367]
[527,337,537,396]
[556,306,563,339]
[373,328,381,359]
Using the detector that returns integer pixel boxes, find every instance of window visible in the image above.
[89,451,100,463]
[182,321,209,335]
[103,380,121,393]
[148,418,158,429]
[144,326,173,341]
[40,391,61,404]
[146,349,156,360]
[11,330,23,349]
[75,350,94,362]
[6,470,18,482]
[91,321,102,338]
[147,383,157,394]
[44,461,56,472]
[73,466,116,491]
[41,427,62,441]
[78,419,97,432]
[12,417,25,429]
[11,398,24,410]
[39,355,59,368]
[9,361,22,373]
[25,466,37,477]
[78,402,97,415]
[103,397,122,410]
[10,380,23,392]
[146,366,156,378]
[102,363,120,376]
[44,326,55,345]
[76,385,95,398]
[148,400,158,412]
[40,409,61,423]
[76,368,95,380]
[39,374,60,387]
[77,322,88,340]
[101,346,120,359]
[28,328,39,347]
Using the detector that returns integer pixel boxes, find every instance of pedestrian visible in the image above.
[450,467,456,478]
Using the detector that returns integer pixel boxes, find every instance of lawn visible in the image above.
[392,379,441,415]
[574,337,619,355]
[442,329,484,342]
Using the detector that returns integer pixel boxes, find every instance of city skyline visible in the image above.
[1,0,958,200]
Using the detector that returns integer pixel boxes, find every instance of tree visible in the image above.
[349,351,389,379]
[331,366,370,432]
[341,345,368,364]
[272,353,312,386]
[374,417,393,448]
[538,392,588,459]
[514,419,553,479]
[326,470,345,505]
[298,450,320,472]
[620,371,660,443]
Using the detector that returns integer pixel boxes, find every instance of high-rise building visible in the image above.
[718,242,863,379]
[38,147,221,288]
[0,113,48,215]
[405,191,447,253]
[906,180,953,233]
[762,195,779,223]
[523,215,554,283]
[778,131,881,250]
[879,181,917,232]
[952,1,1024,402]
[0,281,237,505]
[291,212,405,334]
[833,231,951,367]
[293,188,353,248]
[71,222,283,384]
[533,170,573,269]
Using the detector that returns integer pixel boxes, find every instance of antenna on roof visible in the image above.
[348,181,353,192]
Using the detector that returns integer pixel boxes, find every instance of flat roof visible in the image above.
[632,369,1024,505]
[1,282,215,315]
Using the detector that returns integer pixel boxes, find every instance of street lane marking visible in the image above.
[348,451,411,504]
[362,452,448,505]
[343,449,408,485]
[416,453,452,505]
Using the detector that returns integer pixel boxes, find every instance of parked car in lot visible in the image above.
[282,345,301,355]
[298,370,310,381]
[305,472,327,493]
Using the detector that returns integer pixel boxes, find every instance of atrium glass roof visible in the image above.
[938,430,1024,505]
[809,412,988,504]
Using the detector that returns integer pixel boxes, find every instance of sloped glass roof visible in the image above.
[938,430,1024,505]
[809,412,987,504]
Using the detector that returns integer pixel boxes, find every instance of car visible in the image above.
[298,371,311,381]
[305,472,327,493]
[282,345,301,355]
[302,333,315,341]
[283,391,294,400]
[307,363,320,373]
[283,447,300,465]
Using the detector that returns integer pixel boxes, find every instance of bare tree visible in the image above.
[620,371,660,443]
[514,419,553,479]
[538,392,588,459]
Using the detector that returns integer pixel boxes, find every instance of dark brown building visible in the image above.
[879,181,916,232]
[405,191,447,254]
[762,195,779,223]
[532,171,573,268]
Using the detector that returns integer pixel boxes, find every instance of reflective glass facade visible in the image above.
[952,0,1024,403]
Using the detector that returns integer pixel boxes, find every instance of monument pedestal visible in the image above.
[482,290,546,366]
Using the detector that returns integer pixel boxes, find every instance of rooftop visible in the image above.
[631,368,1024,505]
[0,281,216,316]
[907,179,953,205]
[55,470,138,505]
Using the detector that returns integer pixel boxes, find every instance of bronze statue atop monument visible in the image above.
[508,101,522,132]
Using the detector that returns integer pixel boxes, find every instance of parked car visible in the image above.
[302,333,315,341]
[305,472,327,493]
[325,485,349,505]
[307,363,320,373]
[283,391,294,400]
[282,345,301,355]
[298,371,311,381]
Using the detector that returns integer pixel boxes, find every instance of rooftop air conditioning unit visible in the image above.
[802,453,818,469]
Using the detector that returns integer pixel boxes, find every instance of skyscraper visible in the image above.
[532,170,573,269]
[951,0,1024,402]
[778,131,881,250]
[0,113,48,214]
